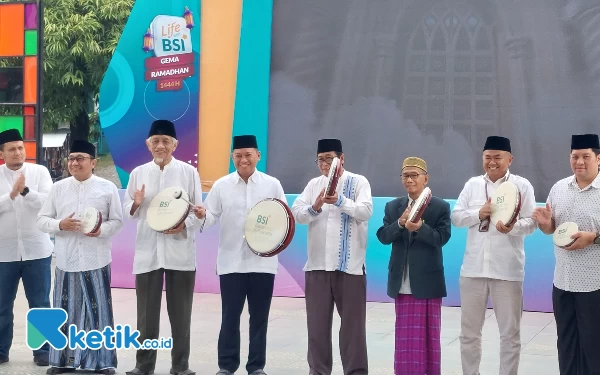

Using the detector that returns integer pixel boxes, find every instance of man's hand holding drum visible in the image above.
[478,198,492,221]
[312,188,326,212]
[397,206,410,227]
[59,212,81,232]
[192,205,206,219]
[322,189,338,205]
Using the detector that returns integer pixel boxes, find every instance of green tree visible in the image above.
[43,0,133,140]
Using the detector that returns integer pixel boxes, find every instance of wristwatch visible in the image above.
[594,232,600,245]
[20,187,29,196]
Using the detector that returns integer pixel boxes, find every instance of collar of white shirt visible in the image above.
[567,171,600,190]
[233,170,259,184]
[148,157,178,171]
[71,175,96,185]
[2,163,25,178]
[483,169,510,185]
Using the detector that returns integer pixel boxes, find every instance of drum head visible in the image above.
[147,186,191,232]
[81,207,101,234]
[408,187,432,223]
[553,222,578,247]
[490,181,521,226]
[324,157,341,196]
[245,199,294,257]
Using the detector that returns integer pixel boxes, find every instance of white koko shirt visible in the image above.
[547,173,600,292]
[292,170,373,275]
[0,163,54,262]
[37,175,123,272]
[203,170,287,275]
[451,170,537,281]
[123,158,203,274]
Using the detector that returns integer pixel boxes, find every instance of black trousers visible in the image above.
[218,272,275,374]
[134,268,196,373]
[553,285,600,375]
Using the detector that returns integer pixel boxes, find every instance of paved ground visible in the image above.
[94,154,121,188]
[1,271,560,375]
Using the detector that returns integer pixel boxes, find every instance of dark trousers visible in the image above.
[218,272,275,374]
[305,270,368,375]
[0,256,51,359]
[134,268,195,373]
[553,285,600,375]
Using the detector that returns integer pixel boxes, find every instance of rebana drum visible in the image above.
[81,207,102,234]
[147,186,191,232]
[553,222,578,248]
[408,187,432,223]
[244,198,295,257]
[324,157,342,197]
[490,181,522,226]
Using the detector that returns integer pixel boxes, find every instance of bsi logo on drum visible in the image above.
[160,200,172,208]
[256,215,271,225]
[496,196,504,204]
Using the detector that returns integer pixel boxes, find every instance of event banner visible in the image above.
[99,1,201,187]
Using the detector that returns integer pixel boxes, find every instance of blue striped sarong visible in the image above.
[49,263,117,371]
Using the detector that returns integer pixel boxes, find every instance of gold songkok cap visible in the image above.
[402,157,427,173]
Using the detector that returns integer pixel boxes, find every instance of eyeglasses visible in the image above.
[315,157,335,165]
[67,156,92,164]
[401,173,426,180]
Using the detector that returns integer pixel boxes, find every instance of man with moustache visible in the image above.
[376,157,451,375]
[197,135,286,375]
[0,129,53,367]
[532,134,600,375]
[37,140,123,374]
[291,138,372,375]
[451,136,537,375]
[123,120,204,375]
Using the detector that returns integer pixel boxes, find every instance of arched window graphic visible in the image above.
[401,5,497,145]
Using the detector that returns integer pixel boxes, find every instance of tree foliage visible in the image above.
[43,0,133,140]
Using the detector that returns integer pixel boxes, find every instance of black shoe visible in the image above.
[0,356,8,365]
[126,368,155,375]
[46,368,75,374]
[95,369,116,374]
[34,353,49,366]
[170,369,196,375]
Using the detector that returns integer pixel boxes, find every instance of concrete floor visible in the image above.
[1,280,560,375]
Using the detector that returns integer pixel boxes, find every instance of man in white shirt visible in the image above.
[291,138,372,375]
[123,120,203,375]
[199,135,286,375]
[451,136,537,375]
[0,129,53,367]
[37,140,123,375]
[532,133,600,375]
